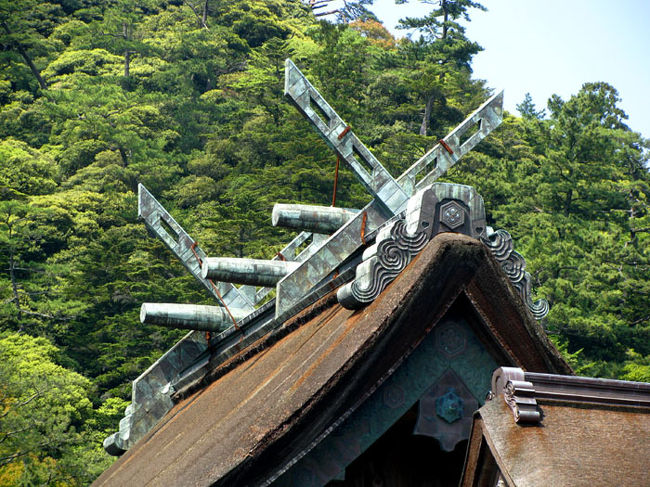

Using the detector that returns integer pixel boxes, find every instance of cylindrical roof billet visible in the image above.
[140,303,249,332]
[201,258,300,287]
[271,203,358,234]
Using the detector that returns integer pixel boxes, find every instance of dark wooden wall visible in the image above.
[328,405,468,487]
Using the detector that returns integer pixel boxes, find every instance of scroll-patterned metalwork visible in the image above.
[491,367,541,424]
[277,59,502,319]
[337,219,429,308]
[481,229,549,319]
[503,379,540,423]
[337,184,489,310]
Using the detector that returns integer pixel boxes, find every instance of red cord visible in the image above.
[439,139,454,155]
[331,156,340,207]
[360,211,367,245]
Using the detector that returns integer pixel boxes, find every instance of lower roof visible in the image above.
[471,398,650,487]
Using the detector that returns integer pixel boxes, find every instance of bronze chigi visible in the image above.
[104,57,516,458]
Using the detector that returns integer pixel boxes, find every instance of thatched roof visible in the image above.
[94,234,569,487]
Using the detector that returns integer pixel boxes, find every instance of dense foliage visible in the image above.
[0,0,648,483]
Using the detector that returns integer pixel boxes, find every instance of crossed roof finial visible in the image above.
[137,59,504,324]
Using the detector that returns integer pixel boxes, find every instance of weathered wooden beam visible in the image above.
[272,203,359,234]
[140,303,249,332]
[202,258,301,287]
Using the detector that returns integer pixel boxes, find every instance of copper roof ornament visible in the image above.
[481,229,550,319]
[277,59,505,317]
[103,59,559,458]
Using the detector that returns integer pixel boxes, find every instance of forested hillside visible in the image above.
[1,0,648,484]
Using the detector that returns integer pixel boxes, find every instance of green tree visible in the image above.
[394,0,486,136]
[396,0,485,42]
[0,0,63,91]
[338,0,378,22]
[516,92,545,119]
[0,139,66,333]
[451,83,649,374]
[0,333,114,485]
[0,2,649,484]
[92,0,158,83]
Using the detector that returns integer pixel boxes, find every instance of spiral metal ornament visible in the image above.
[483,229,514,260]
[503,379,540,424]
[501,251,526,283]
[338,220,429,309]
[481,229,549,320]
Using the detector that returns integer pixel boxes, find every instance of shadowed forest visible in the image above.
[0,0,648,484]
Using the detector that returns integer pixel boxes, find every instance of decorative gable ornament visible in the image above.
[103,59,549,457]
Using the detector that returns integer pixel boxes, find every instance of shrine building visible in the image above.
[93,59,650,487]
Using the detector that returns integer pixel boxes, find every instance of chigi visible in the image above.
[95,59,650,487]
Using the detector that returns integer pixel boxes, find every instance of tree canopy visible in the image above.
[0,0,648,483]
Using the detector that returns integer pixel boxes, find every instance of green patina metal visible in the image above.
[105,62,507,456]
[436,388,464,424]
[274,318,499,486]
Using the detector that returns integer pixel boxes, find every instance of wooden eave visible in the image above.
[462,397,650,487]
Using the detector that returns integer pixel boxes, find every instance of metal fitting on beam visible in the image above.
[271,203,358,234]
[140,303,249,332]
[201,258,300,287]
